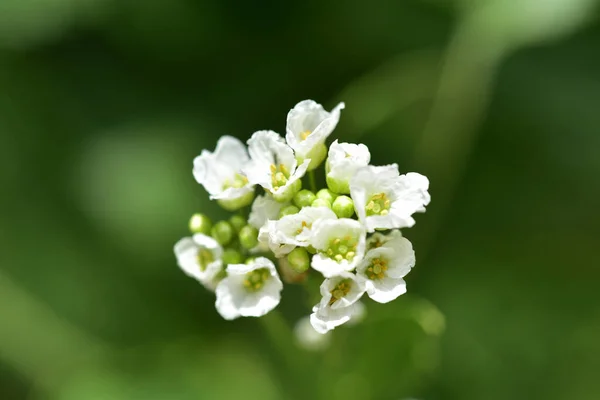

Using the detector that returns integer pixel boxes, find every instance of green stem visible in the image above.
[308,170,317,193]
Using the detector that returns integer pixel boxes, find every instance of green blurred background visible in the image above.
[2,0,600,399]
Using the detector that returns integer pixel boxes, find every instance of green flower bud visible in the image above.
[279,204,300,218]
[287,247,310,273]
[272,179,302,203]
[306,245,317,254]
[239,225,259,249]
[293,189,317,209]
[305,143,328,171]
[311,198,331,209]
[222,248,243,265]
[229,215,247,233]
[332,195,355,218]
[316,188,337,204]
[211,220,234,246]
[188,213,212,235]
[326,175,350,195]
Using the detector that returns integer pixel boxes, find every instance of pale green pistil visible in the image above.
[196,249,214,271]
[366,257,388,280]
[329,279,352,306]
[365,192,391,216]
[325,235,357,263]
[223,173,248,190]
[270,164,291,191]
[243,268,271,292]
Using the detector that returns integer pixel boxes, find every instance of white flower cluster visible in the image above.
[174,99,430,334]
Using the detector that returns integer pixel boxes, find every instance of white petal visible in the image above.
[384,235,415,279]
[238,278,282,317]
[327,140,371,180]
[213,135,250,171]
[248,194,285,229]
[214,276,244,320]
[286,100,345,159]
[310,303,356,334]
[388,172,431,229]
[244,130,298,192]
[318,272,366,309]
[366,277,407,303]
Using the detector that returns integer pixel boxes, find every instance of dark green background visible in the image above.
[2,1,599,399]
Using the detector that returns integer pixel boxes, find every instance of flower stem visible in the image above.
[309,170,317,193]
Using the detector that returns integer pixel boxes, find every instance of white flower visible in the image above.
[356,234,415,303]
[350,165,430,232]
[309,218,366,278]
[174,234,224,291]
[325,140,370,194]
[262,206,337,257]
[294,316,331,351]
[366,229,403,251]
[193,136,254,210]
[215,257,283,320]
[286,100,345,170]
[243,130,310,202]
[310,272,366,333]
[248,194,285,229]
[346,301,367,326]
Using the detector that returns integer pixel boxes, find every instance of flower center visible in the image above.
[243,268,271,292]
[296,220,311,235]
[270,163,291,190]
[325,235,357,263]
[299,130,312,141]
[366,257,388,280]
[196,249,214,271]
[365,192,391,216]
[222,173,248,190]
[329,279,353,305]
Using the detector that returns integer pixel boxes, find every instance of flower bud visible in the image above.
[211,221,234,246]
[222,248,243,265]
[311,198,331,209]
[239,225,259,249]
[293,189,317,209]
[332,195,355,218]
[279,204,300,218]
[316,188,337,204]
[188,213,212,235]
[287,247,310,273]
[228,215,246,233]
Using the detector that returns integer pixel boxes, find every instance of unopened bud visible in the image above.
[229,215,246,233]
[279,205,300,218]
[239,225,259,249]
[316,188,337,204]
[332,195,355,218]
[222,248,243,265]
[311,198,331,209]
[211,221,234,246]
[188,213,212,235]
[287,247,310,273]
[293,189,317,209]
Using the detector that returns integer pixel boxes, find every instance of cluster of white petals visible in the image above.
[174,99,430,331]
